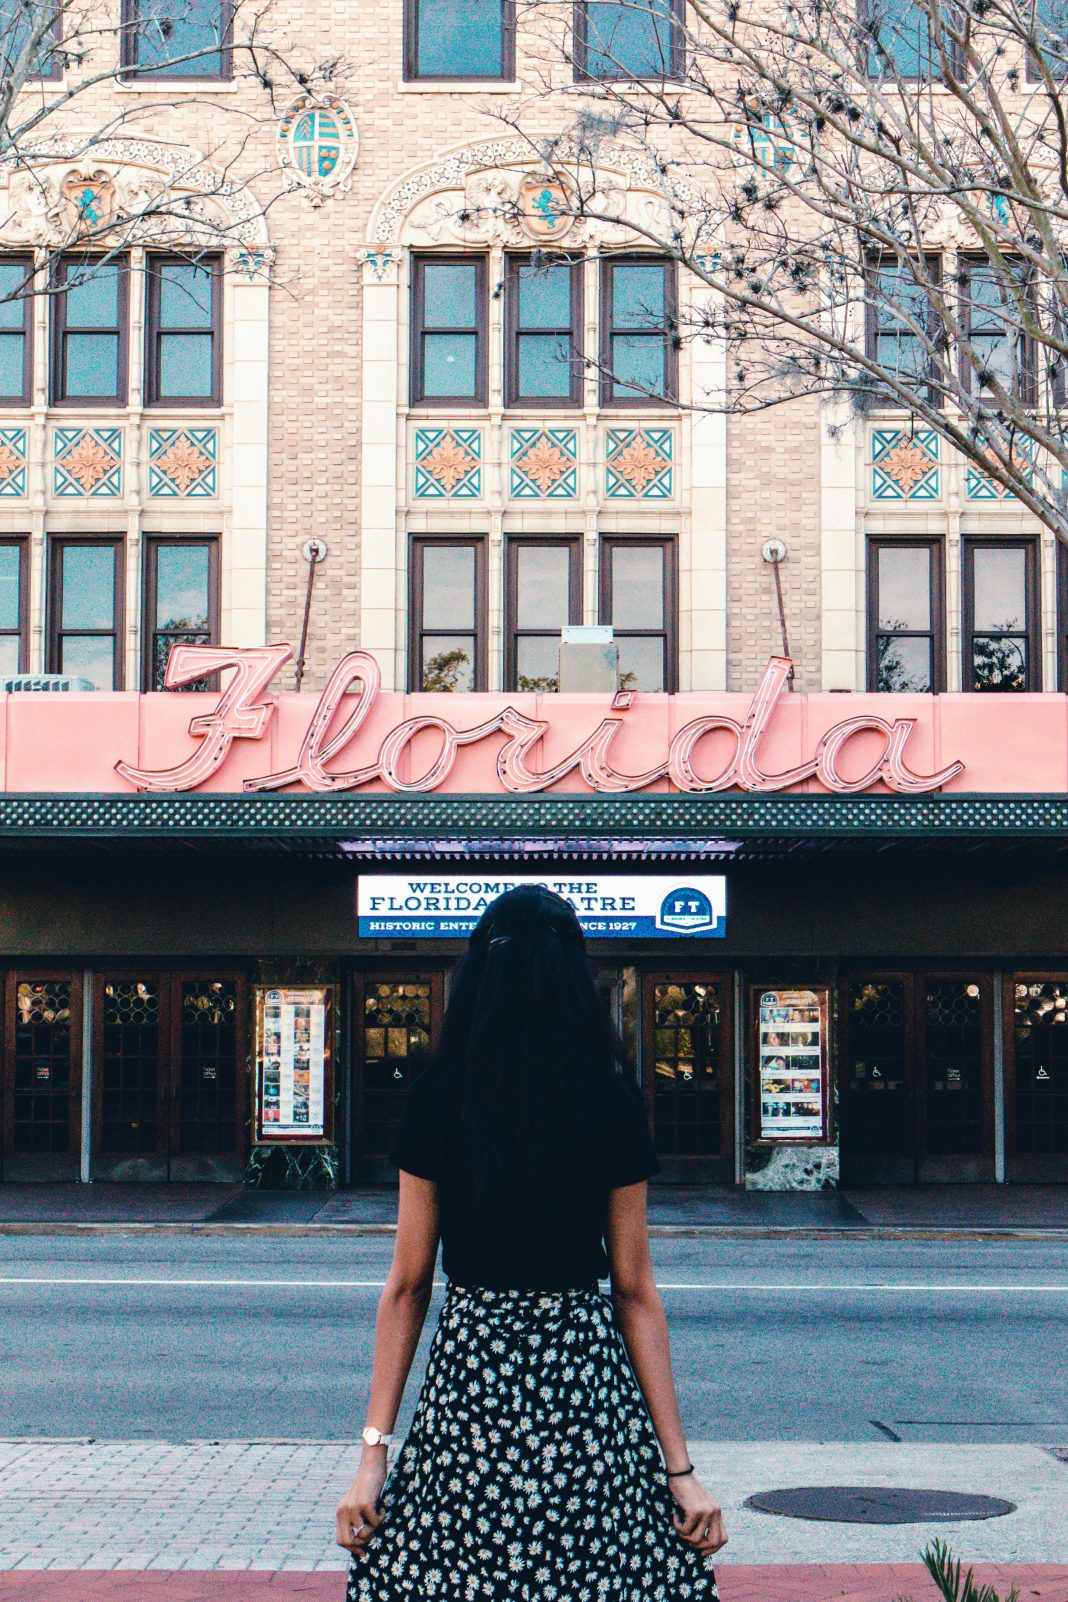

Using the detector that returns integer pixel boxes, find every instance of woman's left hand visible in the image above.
[669,1471,728,1556]
[335,1456,387,1558]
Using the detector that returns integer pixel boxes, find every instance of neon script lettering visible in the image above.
[116,648,965,797]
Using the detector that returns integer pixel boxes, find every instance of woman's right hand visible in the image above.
[335,1456,387,1558]
[669,1472,728,1556]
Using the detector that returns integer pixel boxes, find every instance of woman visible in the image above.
[336,885,726,1600]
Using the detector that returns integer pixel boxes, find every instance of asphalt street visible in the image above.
[1,1233,1066,1445]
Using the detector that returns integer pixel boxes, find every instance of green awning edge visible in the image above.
[0,790,1066,841]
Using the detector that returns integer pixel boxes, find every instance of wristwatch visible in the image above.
[362,1426,395,1447]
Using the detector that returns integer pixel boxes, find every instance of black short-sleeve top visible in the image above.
[390,1070,659,1290]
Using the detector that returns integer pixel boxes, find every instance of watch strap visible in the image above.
[362,1426,394,1446]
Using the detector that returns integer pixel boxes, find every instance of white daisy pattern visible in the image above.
[346,1283,719,1602]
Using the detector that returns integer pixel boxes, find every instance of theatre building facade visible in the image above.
[0,654,1067,1190]
[1,2,1068,1188]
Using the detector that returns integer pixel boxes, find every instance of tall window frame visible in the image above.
[0,254,34,404]
[1026,0,1068,81]
[504,536,583,692]
[47,537,125,690]
[402,0,515,81]
[142,535,220,691]
[859,0,962,81]
[120,0,233,80]
[0,0,63,81]
[962,535,1040,693]
[0,537,29,678]
[599,255,678,407]
[866,536,945,693]
[864,253,942,408]
[598,533,677,692]
[50,254,129,408]
[573,0,685,82]
[408,535,488,693]
[504,254,584,409]
[959,255,1037,408]
[144,253,222,406]
[410,254,489,408]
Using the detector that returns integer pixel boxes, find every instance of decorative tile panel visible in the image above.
[509,428,578,499]
[0,427,27,497]
[413,427,482,499]
[966,439,1035,500]
[53,427,122,497]
[605,428,674,499]
[871,428,940,500]
[149,427,218,498]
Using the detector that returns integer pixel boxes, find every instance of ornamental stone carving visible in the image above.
[0,140,269,251]
[369,137,706,253]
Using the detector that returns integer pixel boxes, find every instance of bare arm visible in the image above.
[606,1182,727,1558]
[335,1170,440,1558]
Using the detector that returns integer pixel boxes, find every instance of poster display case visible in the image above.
[253,984,334,1143]
[752,986,830,1142]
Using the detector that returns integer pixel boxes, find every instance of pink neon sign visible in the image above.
[114,646,965,797]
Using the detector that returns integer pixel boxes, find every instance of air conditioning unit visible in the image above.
[1,674,97,692]
[558,626,618,693]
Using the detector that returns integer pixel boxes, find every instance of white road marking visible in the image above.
[0,1276,1066,1293]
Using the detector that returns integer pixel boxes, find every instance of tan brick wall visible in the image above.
[726,400,824,694]
[5,2,833,695]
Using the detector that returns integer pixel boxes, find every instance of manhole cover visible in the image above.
[745,1486,1016,1524]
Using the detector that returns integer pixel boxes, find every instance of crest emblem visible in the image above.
[517,174,575,241]
[278,95,358,203]
[61,173,115,236]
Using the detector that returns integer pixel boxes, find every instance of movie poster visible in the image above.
[757,988,828,1141]
[255,986,332,1141]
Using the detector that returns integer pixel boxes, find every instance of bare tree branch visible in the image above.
[504,0,1068,539]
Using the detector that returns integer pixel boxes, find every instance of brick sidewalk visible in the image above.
[2,1567,1068,1601]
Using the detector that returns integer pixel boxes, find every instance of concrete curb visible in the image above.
[2,1220,1068,1240]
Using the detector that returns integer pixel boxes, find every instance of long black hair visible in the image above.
[424,885,623,1194]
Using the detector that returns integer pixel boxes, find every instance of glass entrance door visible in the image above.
[1008,978,1068,1180]
[642,973,733,1182]
[351,970,446,1182]
[1,972,83,1181]
[92,971,247,1180]
[841,973,994,1182]
[920,980,989,1175]
[841,979,914,1184]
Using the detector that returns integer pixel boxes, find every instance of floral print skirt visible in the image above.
[345,1281,719,1602]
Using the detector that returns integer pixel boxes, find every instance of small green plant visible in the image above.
[916,1540,1020,1602]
